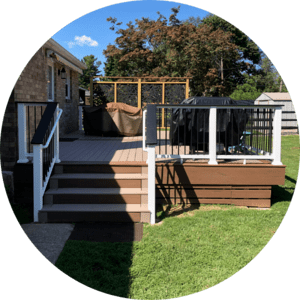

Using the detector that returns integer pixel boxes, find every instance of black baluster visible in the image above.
[190,109,193,154]
[171,109,173,155]
[159,108,161,154]
[269,109,272,153]
[218,109,221,154]
[225,109,228,155]
[165,108,167,154]
[184,109,186,155]
[196,110,199,153]
[250,109,253,155]
[27,106,30,153]
[243,109,246,155]
[203,109,206,154]
[231,109,233,153]
[34,106,37,131]
[177,108,180,155]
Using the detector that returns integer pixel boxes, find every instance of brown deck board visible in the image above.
[59,131,278,167]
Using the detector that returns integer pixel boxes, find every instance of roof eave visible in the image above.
[45,38,87,71]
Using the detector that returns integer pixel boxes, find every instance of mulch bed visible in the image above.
[68,222,143,242]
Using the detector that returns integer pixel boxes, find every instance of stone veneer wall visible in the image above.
[54,65,79,135]
[14,48,47,102]
[1,91,18,172]
[1,46,81,172]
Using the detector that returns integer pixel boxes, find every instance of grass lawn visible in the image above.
[55,135,300,299]
[272,135,300,205]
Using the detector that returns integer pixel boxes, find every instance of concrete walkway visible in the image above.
[21,223,74,264]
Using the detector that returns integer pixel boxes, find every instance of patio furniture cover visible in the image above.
[83,103,143,136]
[170,97,254,151]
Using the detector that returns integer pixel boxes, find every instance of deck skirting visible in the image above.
[155,162,285,208]
[14,161,285,210]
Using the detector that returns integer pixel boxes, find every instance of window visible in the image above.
[47,64,54,101]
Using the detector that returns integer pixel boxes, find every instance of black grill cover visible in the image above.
[170,97,254,150]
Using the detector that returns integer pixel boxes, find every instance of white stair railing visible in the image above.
[30,103,62,222]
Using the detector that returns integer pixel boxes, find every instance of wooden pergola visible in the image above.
[89,76,192,108]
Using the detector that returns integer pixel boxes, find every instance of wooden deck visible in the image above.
[60,132,147,162]
[56,131,286,210]
[60,130,269,164]
[13,131,286,213]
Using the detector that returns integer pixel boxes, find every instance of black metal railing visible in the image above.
[152,105,275,157]
[25,104,47,154]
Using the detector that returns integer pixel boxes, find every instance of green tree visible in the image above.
[199,14,262,95]
[104,56,120,77]
[103,7,238,96]
[230,74,262,100]
[230,55,288,100]
[258,55,288,92]
[79,55,101,89]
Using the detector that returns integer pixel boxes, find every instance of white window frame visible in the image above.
[47,61,55,102]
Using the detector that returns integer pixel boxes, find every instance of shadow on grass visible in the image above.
[55,239,134,298]
[285,175,297,185]
[55,222,144,298]
[157,203,202,221]
[156,162,200,221]
[271,175,297,205]
[271,187,294,205]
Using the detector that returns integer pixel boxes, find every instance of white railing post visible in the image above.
[78,105,83,131]
[272,107,283,165]
[17,103,29,163]
[54,106,61,163]
[33,144,43,222]
[147,145,156,224]
[208,107,218,165]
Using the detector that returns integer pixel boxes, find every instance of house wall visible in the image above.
[54,65,79,134]
[1,46,81,173]
[1,91,18,172]
[14,48,47,102]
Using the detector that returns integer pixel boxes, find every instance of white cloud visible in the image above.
[68,35,98,48]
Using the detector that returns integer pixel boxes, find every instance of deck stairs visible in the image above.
[38,163,150,223]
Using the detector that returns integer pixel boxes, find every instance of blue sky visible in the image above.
[52,0,210,74]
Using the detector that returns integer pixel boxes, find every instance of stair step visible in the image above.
[41,204,149,212]
[43,163,150,223]
[51,173,148,180]
[45,188,148,195]
[39,204,151,223]
[50,173,148,188]
[56,164,146,174]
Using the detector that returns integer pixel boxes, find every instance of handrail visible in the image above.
[42,108,62,149]
[156,104,284,109]
[31,103,63,222]
[31,102,58,144]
